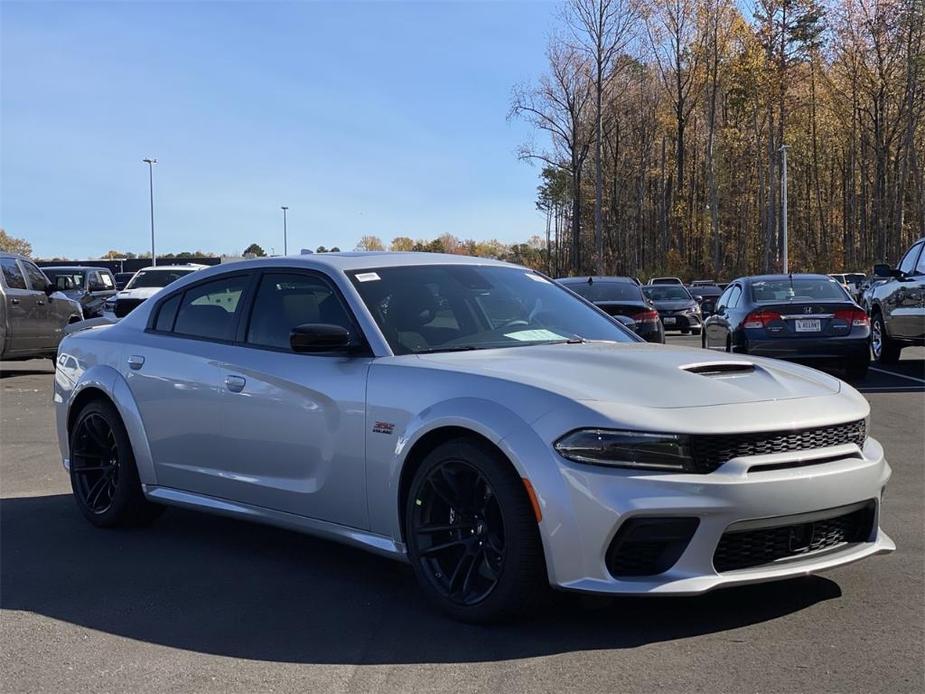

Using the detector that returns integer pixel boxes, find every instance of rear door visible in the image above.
[127,272,253,493]
[0,258,34,354]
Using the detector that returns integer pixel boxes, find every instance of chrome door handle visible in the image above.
[10,298,19,305]
[225,375,246,393]
[127,355,145,370]
[36,299,45,305]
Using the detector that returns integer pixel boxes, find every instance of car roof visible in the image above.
[742,273,834,283]
[558,275,635,284]
[41,265,112,271]
[134,264,208,271]
[0,252,29,261]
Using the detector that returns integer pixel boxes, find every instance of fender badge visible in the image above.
[372,421,395,435]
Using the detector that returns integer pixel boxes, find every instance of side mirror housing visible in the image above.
[873,263,900,279]
[693,295,703,303]
[43,281,57,296]
[290,323,352,353]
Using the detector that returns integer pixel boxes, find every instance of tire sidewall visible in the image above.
[69,400,143,527]
[404,439,544,622]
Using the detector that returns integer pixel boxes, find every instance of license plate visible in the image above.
[795,319,821,332]
[663,317,676,325]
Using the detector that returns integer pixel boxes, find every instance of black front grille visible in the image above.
[713,502,874,572]
[114,298,145,318]
[689,419,866,473]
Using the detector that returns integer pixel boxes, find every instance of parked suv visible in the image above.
[40,266,117,318]
[1,253,84,360]
[866,238,925,363]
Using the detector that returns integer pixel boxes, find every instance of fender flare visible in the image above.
[67,365,157,486]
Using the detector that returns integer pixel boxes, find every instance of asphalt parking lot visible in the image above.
[1,335,923,694]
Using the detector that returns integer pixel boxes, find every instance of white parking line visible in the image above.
[869,366,925,385]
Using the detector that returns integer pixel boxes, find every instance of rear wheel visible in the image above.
[69,399,163,527]
[871,311,901,364]
[405,438,546,622]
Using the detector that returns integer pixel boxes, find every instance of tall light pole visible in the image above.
[281,206,289,255]
[143,158,157,266]
[779,144,789,273]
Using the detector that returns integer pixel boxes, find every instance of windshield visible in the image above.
[126,269,194,289]
[561,280,642,303]
[42,269,86,289]
[751,278,849,303]
[642,285,692,301]
[349,265,636,355]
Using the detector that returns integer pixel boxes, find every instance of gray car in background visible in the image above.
[1,252,84,360]
[40,266,117,318]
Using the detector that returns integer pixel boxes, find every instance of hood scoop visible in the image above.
[681,361,756,377]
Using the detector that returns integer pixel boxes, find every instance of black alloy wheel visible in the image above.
[405,438,546,622]
[71,411,120,515]
[69,399,164,527]
[410,460,505,607]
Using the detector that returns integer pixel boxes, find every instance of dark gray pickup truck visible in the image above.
[1,252,84,360]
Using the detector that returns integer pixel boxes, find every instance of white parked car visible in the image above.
[107,264,207,318]
[54,253,893,621]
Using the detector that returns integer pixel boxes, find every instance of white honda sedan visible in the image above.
[54,253,894,621]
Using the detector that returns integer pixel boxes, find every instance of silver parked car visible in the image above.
[54,253,894,621]
[1,252,83,361]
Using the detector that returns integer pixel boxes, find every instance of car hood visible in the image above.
[116,287,162,301]
[410,342,841,409]
[650,300,697,311]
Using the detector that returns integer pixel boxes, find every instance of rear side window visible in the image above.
[246,273,355,350]
[154,294,181,332]
[1,258,27,289]
[173,275,249,341]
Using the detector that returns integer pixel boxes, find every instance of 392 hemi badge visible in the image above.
[372,421,395,435]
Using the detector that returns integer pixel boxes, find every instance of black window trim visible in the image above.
[145,267,372,356]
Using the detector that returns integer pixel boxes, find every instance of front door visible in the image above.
[1,258,34,354]
[216,270,371,529]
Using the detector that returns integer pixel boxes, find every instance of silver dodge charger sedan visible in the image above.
[54,253,894,621]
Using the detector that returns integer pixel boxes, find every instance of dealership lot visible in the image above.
[1,337,923,693]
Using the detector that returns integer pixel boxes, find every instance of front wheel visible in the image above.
[404,438,546,622]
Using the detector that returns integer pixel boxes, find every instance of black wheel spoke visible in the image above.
[411,459,506,606]
[420,538,468,556]
[72,411,121,515]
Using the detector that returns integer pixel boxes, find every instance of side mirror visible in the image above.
[693,295,703,302]
[873,263,900,279]
[43,281,57,296]
[290,323,352,353]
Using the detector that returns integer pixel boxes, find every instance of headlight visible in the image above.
[554,429,693,471]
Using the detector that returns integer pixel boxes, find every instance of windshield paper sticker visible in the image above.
[504,329,566,342]
[355,272,381,282]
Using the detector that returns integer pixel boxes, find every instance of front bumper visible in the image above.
[537,437,893,595]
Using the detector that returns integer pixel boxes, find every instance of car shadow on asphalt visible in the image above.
[1,494,845,664]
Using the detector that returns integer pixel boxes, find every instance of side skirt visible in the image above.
[144,485,407,562]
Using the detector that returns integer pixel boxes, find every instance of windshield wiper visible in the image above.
[414,345,481,354]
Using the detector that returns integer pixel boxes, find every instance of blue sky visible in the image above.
[1,1,556,259]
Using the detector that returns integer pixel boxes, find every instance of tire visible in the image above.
[725,336,732,353]
[404,438,546,623]
[870,311,901,364]
[701,331,707,349]
[68,399,164,528]
[845,355,870,381]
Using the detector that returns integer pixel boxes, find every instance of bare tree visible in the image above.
[564,0,640,274]
[511,40,595,272]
